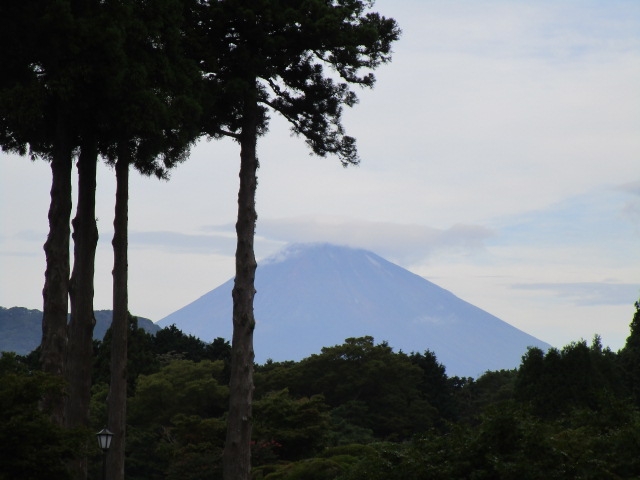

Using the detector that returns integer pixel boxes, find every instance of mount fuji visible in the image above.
[157,243,550,377]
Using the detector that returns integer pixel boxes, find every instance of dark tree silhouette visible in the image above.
[95,1,203,477]
[193,2,400,477]
[2,2,203,478]
[0,0,97,429]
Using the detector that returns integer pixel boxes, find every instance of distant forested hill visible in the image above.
[0,306,159,355]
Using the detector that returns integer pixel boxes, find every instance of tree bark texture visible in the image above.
[223,91,259,480]
[40,114,73,426]
[107,154,129,480]
[65,137,99,480]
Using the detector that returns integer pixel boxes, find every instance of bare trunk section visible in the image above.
[65,137,99,480]
[107,153,129,480]
[223,90,259,480]
[40,115,73,426]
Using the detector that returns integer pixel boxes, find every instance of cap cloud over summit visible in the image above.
[158,243,550,377]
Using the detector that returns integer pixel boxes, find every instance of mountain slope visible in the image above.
[0,307,159,355]
[158,243,550,377]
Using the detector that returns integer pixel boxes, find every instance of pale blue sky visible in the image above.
[1,0,639,352]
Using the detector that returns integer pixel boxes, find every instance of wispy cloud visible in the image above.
[0,250,39,258]
[618,180,640,196]
[256,216,494,264]
[489,186,640,253]
[9,230,45,243]
[512,282,639,306]
[128,230,236,254]
[617,181,640,229]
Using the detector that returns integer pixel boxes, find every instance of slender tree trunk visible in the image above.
[107,153,129,480]
[65,136,99,480]
[223,90,259,480]
[40,114,73,426]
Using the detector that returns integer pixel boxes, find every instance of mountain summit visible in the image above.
[158,243,549,377]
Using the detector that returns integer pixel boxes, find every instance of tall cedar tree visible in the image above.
[97,1,203,478]
[109,150,129,480]
[193,2,400,478]
[64,6,120,479]
[1,7,115,454]
[0,0,89,426]
[59,1,192,476]
[2,1,202,477]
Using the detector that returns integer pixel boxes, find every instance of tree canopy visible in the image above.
[185,3,400,478]
[6,299,640,479]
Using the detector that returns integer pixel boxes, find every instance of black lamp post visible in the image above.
[96,427,113,480]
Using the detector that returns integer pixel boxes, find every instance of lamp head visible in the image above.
[96,427,114,451]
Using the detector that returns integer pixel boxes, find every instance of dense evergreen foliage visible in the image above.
[0,354,83,480]
[3,301,640,479]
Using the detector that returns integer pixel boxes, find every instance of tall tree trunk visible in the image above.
[65,136,99,480]
[223,91,259,480]
[107,153,129,480]
[40,114,73,426]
